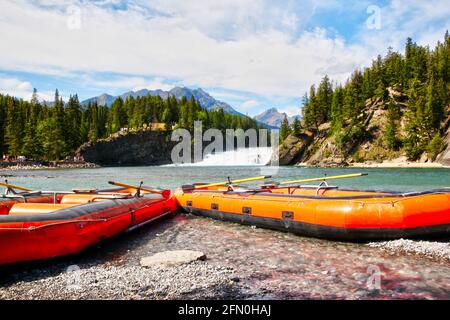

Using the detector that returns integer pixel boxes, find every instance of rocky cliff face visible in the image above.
[270,132,313,165]
[436,109,450,165]
[75,129,176,166]
[277,88,450,167]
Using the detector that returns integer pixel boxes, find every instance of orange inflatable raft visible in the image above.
[174,183,450,241]
[0,185,177,265]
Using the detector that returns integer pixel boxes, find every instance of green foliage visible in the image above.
[279,115,291,142]
[427,133,445,161]
[291,118,302,136]
[330,86,344,133]
[298,31,450,161]
[0,88,262,161]
[335,123,367,155]
[385,100,401,150]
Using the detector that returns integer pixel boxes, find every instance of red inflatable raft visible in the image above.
[0,184,177,265]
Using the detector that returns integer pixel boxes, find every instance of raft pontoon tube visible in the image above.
[174,184,450,241]
[0,186,177,265]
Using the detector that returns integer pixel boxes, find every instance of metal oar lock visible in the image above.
[1,180,33,196]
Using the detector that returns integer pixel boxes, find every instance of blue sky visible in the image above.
[0,0,449,116]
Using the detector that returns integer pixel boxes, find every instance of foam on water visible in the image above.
[172,147,274,166]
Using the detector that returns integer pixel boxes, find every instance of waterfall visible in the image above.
[167,147,274,166]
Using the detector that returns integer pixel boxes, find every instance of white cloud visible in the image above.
[0,0,372,100]
[239,99,259,110]
[81,76,148,90]
[279,106,300,117]
[78,75,175,92]
[0,75,57,102]
[0,0,448,103]
[356,0,450,53]
[207,90,249,101]
[132,77,175,92]
[0,75,33,100]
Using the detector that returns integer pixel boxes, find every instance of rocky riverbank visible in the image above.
[0,261,239,300]
[296,160,447,168]
[367,239,450,262]
[0,162,99,171]
[1,215,449,300]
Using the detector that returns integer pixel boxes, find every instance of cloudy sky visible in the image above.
[0,0,449,116]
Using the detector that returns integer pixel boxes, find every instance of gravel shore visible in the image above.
[367,239,450,262]
[0,261,240,300]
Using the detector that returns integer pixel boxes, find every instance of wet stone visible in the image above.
[140,250,206,267]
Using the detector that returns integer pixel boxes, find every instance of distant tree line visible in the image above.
[284,31,450,160]
[0,90,261,161]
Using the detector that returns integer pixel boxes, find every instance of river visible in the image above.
[2,165,450,192]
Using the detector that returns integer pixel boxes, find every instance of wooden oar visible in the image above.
[0,181,33,192]
[108,181,167,196]
[279,173,367,185]
[195,175,272,189]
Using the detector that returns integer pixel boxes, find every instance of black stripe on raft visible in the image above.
[181,207,450,242]
[0,193,163,223]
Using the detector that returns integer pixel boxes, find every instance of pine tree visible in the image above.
[4,99,21,158]
[21,100,41,159]
[280,115,291,142]
[0,96,6,157]
[385,100,401,150]
[316,75,333,123]
[31,88,39,105]
[65,94,83,151]
[292,118,302,136]
[49,92,67,160]
[110,97,126,133]
[425,76,444,129]
[330,86,344,132]
[427,133,445,160]
[303,86,318,129]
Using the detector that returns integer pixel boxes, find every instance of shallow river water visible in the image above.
[0,166,449,299]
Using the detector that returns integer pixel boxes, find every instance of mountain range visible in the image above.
[81,87,242,116]
[81,86,300,128]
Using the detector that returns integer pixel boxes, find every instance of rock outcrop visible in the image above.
[436,111,450,165]
[271,132,313,165]
[75,129,176,166]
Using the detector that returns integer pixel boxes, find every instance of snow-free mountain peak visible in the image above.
[81,87,242,116]
[254,108,301,128]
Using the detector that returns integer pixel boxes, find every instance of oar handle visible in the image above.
[195,175,272,189]
[280,173,367,185]
[108,181,169,198]
[0,182,33,192]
